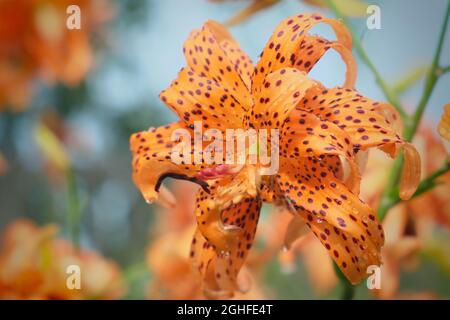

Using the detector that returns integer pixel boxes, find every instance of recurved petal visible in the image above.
[130,122,207,203]
[183,21,253,104]
[298,86,421,199]
[298,86,402,148]
[253,13,353,93]
[437,103,450,154]
[399,142,421,200]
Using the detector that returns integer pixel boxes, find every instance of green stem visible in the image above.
[376,156,403,221]
[392,65,429,94]
[324,0,406,120]
[404,0,450,141]
[439,65,450,74]
[66,167,81,248]
[333,261,355,300]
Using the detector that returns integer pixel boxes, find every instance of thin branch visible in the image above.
[439,65,450,75]
[392,65,429,94]
[404,0,450,142]
[333,261,355,300]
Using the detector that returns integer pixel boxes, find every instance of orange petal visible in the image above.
[190,196,261,295]
[130,122,206,203]
[281,109,361,193]
[207,20,255,88]
[194,169,258,253]
[437,103,450,153]
[299,86,403,149]
[298,85,422,198]
[322,154,344,180]
[183,21,253,104]
[278,159,384,249]
[399,142,421,200]
[252,67,316,128]
[160,67,247,130]
[306,215,381,284]
[276,159,384,284]
[253,13,353,92]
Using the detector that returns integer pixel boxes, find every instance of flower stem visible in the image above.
[440,65,450,74]
[66,167,81,248]
[333,261,355,300]
[324,0,407,120]
[404,0,450,142]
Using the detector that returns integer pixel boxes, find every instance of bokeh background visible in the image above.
[0,0,449,299]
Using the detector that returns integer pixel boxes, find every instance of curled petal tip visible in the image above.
[399,143,421,200]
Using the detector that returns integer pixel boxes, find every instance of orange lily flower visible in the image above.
[130,13,421,297]
[0,219,125,299]
[0,0,113,110]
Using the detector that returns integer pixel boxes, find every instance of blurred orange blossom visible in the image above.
[0,0,113,111]
[0,219,125,299]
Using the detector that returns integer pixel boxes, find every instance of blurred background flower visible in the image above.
[0,0,449,299]
[0,219,125,299]
[0,0,113,111]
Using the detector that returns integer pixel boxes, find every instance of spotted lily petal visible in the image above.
[183,21,253,104]
[252,67,316,128]
[298,86,421,200]
[191,196,261,296]
[281,109,361,193]
[130,122,208,203]
[194,168,258,252]
[253,13,355,93]
[276,158,384,283]
[160,67,248,130]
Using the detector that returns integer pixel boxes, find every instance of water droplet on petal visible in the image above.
[220,250,230,258]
